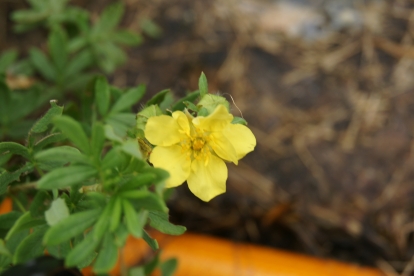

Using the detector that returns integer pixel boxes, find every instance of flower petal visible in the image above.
[145,115,182,146]
[172,111,190,136]
[187,154,227,202]
[193,104,233,131]
[223,123,256,160]
[209,132,238,164]
[149,145,191,188]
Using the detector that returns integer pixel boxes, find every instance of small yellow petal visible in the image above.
[193,105,233,131]
[145,115,181,146]
[223,123,256,160]
[149,145,191,188]
[187,155,227,201]
[209,132,238,164]
[172,111,190,136]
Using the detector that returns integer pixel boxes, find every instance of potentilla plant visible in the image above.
[0,72,256,275]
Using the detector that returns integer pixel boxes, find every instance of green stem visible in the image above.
[10,195,26,213]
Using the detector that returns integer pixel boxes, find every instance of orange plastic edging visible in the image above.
[149,232,384,276]
[0,199,384,276]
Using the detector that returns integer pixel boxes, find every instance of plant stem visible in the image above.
[10,195,26,212]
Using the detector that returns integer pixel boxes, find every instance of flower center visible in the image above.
[192,138,205,151]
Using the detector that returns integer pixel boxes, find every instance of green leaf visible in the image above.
[123,191,167,212]
[145,89,170,107]
[110,84,145,113]
[0,212,21,230]
[160,258,178,276]
[37,165,97,190]
[33,133,66,151]
[65,230,100,268]
[43,208,101,246]
[109,197,122,232]
[93,233,118,274]
[64,49,93,79]
[29,48,56,81]
[119,173,156,192]
[123,200,147,238]
[29,191,52,218]
[95,2,124,33]
[112,30,143,46]
[95,76,111,117]
[198,72,208,98]
[54,116,90,154]
[148,211,186,235]
[13,225,48,264]
[5,212,46,240]
[0,240,11,257]
[91,122,105,160]
[232,116,248,125]
[0,142,30,159]
[30,101,64,134]
[142,230,158,250]
[46,240,71,259]
[93,202,112,241]
[104,125,123,143]
[0,164,34,195]
[0,50,18,73]
[35,146,89,167]
[45,198,70,226]
[121,139,142,159]
[198,94,229,114]
[172,91,200,111]
[48,26,68,70]
[140,19,162,39]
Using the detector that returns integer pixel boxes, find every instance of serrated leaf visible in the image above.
[30,101,63,134]
[43,208,101,246]
[48,26,67,70]
[172,90,200,111]
[104,125,123,143]
[0,142,30,159]
[142,230,158,250]
[29,48,55,81]
[37,165,97,190]
[123,200,147,238]
[45,198,69,226]
[198,72,208,98]
[65,230,100,268]
[54,116,90,154]
[110,84,145,114]
[93,233,118,273]
[148,211,186,235]
[95,76,111,117]
[93,202,112,241]
[46,240,71,259]
[13,225,48,264]
[123,191,167,212]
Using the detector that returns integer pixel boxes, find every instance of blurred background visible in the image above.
[2,0,414,274]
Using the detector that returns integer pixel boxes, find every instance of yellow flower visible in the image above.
[144,105,256,201]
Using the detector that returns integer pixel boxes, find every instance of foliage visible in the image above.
[0,0,252,275]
